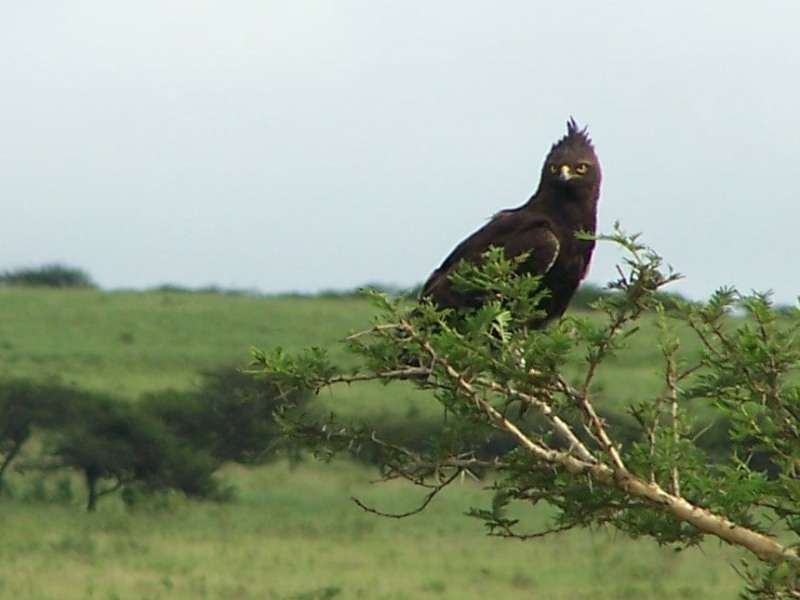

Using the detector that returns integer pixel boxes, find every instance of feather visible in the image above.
[420,119,601,328]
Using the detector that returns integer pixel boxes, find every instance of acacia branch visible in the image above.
[474,376,597,463]
[557,377,626,471]
[597,466,799,565]
[431,354,595,474]
[424,346,800,567]
[397,335,598,465]
[645,396,661,485]
[473,386,799,564]
[351,469,463,519]
[366,433,498,486]
[324,324,600,466]
[280,292,800,571]
[482,391,798,564]
[489,521,577,541]
[325,366,432,385]
[665,346,681,496]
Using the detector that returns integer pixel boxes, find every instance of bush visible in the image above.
[0,264,97,288]
[51,393,223,512]
[0,377,84,492]
[140,366,311,465]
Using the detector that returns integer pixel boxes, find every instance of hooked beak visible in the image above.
[558,165,576,182]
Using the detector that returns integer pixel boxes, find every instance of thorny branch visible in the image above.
[301,320,800,570]
[664,344,681,497]
[557,377,626,471]
[489,521,578,541]
[351,470,463,519]
[257,231,800,596]
[347,320,600,464]
[366,432,499,485]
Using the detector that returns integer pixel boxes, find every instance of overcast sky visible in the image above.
[2,2,799,303]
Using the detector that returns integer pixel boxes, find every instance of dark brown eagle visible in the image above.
[420,118,601,327]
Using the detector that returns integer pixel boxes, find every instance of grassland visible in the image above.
[1,461,742,600]
[0,288,375,399]
[0,286,749,598]
[0,286,700,415]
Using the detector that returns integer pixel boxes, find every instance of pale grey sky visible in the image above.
[2,2,799,303]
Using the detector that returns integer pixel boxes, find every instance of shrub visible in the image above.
[0,264,96,288]
[140,366,311,465]
[51,393,222,512]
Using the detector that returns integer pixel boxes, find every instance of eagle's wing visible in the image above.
[421,213,560,307]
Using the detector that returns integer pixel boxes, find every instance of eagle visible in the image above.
[420,119,601,327]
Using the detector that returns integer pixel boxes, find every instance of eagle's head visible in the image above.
[541,118,601,197]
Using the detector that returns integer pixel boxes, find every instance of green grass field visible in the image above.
[0,287,749,598]
[0,288,375,399]
[1,461,741,600]
[0,286,701,415]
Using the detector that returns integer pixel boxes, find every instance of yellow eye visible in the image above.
[548,164,558,174]
[575,163,589,175]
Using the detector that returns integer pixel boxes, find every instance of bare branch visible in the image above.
[324,366,432,386]
[427,349,596,475]
[665,345,681,497]
[351,469,463,519]
[475,376,597,463]
[557,377,626,471]
[489,521,578,541]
